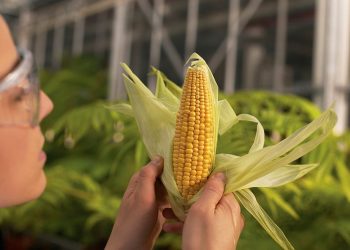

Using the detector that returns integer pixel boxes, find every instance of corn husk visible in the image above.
[113,53,337,250]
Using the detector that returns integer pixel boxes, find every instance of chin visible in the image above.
[0,173,46,207]
[29,171,47,201]
[13,171,47,206]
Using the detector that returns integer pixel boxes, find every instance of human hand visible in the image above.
[106,156,170,250]
[182,173,244,250]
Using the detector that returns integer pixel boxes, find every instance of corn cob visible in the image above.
[172,65,215,200]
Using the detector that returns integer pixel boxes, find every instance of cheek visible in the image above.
[0,127,46,207]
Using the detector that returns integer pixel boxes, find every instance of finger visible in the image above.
[162,208,180,220]
[218,193,243,234]
[233,214,245,245]
[240,214,245,231]
[218,193,241,214]
[122,172,140,199]
[156,179,168,207]
[142,156,164,179]
[162,222,184,234]
[195,172,226,210]
[136,156,164,195]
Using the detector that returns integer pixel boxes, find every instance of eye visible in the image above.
[12,88,27,102]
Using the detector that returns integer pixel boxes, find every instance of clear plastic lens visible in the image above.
[0,49,40,127]
[0,74,40,127]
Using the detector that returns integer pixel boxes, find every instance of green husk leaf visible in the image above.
[121,71,174,157]
[235,189,294,250]
[150,66,182,99]
[165,80,182,99]
[214,108,337,192]
[121,64,181,206]
[237,114,265,152]
[218,99,239,135]
[121,64,185,219]
[247,164,317,188]
[154,69,179,113]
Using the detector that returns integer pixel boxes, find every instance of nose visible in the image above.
[39,91,54,122]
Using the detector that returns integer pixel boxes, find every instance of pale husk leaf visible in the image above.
[154,69,179,113]
[163,76,182,99]
[120,64,182,208]
[235,189,294,250]
[237,114,265,152]
[247,163,317,188]
[213,108,337,192]
[218,99,239,135]
[150,66,183,99]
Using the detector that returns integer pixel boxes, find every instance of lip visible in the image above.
[39,151,47,162]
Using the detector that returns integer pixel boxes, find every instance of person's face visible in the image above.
[0,90,53,207]
[0,17,53,207]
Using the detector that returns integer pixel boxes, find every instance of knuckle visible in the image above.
[190,203,208,218]
[205,182,223,197]
[221,193,241,213]
[139,196,154,207]
[139,166,154,179]
[232,196,241,213]
[135,191,154,206]
[221,196,233,209]
[228,193,241,212]
[130,172,140,183]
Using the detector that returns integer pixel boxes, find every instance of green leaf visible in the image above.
[335,159,350,201]
[260,188,299,219]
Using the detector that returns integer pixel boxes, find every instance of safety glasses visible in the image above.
[0,49,40,127]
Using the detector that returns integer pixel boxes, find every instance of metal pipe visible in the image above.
[224,0,240,93]
[53,22,65,69]
[148,0,165,92]
[323,0,337,109]
[108,0,129,100]
[185,0,199,59]
[73,15,85,56]
[137,0,183,78]
[273,0,288,92]
[312,0,327,106]
[18,5,32,49]
[334,0,349,133]
[209,0,262,72]
[34,29,47,69]
[95,12,108,54]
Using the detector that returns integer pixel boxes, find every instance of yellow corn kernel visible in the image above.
[172,66,214,201]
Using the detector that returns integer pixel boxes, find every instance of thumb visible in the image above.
[195,172,226,210]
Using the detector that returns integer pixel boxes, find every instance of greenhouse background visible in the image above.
[0,0,349,249]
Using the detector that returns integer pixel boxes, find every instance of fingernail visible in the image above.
[152,156,163,165]
[213,172,226,183]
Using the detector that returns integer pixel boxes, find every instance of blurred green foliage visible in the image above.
[0,57,349,249]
